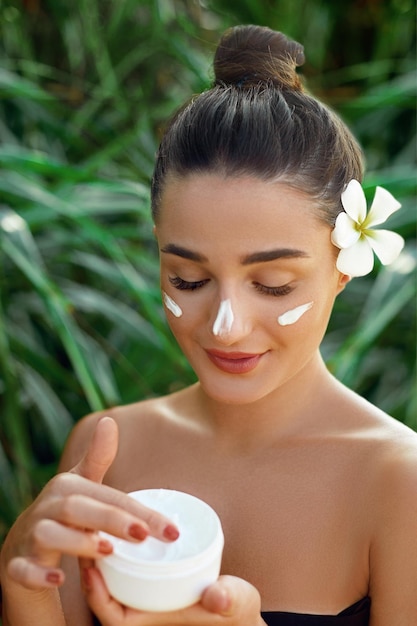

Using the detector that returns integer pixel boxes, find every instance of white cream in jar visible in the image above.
[97,489,224,612]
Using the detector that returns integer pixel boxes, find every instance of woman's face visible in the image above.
[155,174,348,405]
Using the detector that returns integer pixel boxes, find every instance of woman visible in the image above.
[1,25,416,626]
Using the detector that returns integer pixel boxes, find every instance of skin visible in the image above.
[1,174,417,626]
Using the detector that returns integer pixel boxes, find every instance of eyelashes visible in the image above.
[253,283,293,297]
[168,276,209,291]
[168,275,294,297]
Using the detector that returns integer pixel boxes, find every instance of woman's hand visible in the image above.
[84,568,265,626]
[1,417,179,591]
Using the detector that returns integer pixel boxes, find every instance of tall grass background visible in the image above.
[0,0,415,544]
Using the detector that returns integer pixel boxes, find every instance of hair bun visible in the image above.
[213,25,305,91]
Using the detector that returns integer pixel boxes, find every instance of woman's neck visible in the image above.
[192,352,337,453]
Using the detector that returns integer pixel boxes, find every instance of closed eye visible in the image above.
[169,276,293,295]
[253,282,294,297]
[169,275,209,291]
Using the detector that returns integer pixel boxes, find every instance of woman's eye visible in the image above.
[169,275,209,291]
[253,282,293,297]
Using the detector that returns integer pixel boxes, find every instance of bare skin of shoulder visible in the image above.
[60,354,417,618]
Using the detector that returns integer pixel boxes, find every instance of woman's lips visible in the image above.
[205,349,265,374]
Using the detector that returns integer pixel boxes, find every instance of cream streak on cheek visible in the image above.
[278,301,314,326]
[213,299,234,336]
[162,291,183,318]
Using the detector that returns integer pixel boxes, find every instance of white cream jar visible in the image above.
[97,489,224,612]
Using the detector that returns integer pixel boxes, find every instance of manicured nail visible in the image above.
[128,523,148,541]
[98,539,113,555]
[163,524,180,541]
[46,571,61,585]
[82,567,91,590]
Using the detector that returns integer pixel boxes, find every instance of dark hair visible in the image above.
[151,25,364,225]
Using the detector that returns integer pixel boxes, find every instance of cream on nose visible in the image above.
[212,299,234,336]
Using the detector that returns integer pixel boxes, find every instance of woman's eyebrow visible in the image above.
[160,244,309,264]
[241,248,309,264]
[160,243,208,262]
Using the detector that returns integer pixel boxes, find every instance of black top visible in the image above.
[261,597,370,625]
[92,597,370,625]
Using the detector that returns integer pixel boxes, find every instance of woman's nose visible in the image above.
[210,297,251,344]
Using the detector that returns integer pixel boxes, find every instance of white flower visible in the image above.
[331,179,405,277]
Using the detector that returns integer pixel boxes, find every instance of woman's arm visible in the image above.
[369,444,417,625]
[0,417,179,626]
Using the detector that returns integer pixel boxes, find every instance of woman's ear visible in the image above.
[336,272,351,295]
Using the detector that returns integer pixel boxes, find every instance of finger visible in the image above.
[31,519,115,563]
[201,578,233,615]
[201,575,261,617]
[43,494,148,543]
[79,556,94,571]
[83,566,126,624]
[86,574,258,626]
[68,419,179,540]
[7,557,64,591]
[72,416,118,483]
[44,489,179,543]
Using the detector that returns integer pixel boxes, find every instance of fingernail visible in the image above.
[82,567,91,590]
[46,571,61,585]
[218,590,232,613]
[128,523,148,541]
[163,524,180,541]
[98,539,113,555]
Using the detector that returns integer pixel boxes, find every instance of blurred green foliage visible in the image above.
[0,0,415,542]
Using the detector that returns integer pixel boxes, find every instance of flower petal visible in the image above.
[341,179,367,223]
[331,212,360,248]
[366,186,402,227]
[336,237,374,277]
[367,229,405,265]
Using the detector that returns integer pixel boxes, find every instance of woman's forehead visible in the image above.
[157,174,326,246]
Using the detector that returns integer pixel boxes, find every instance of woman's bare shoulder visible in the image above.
[353,398,417,617]
[58,385,198,472]
[334,381,417,498]
[317,377,417,492]
[328,376,416,441]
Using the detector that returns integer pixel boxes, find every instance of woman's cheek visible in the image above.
[162,291,183,318]
[276,301,314,327]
